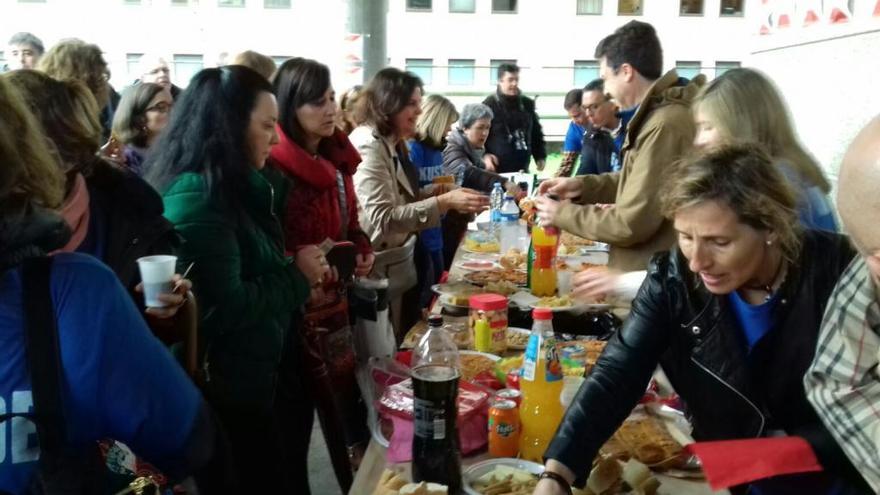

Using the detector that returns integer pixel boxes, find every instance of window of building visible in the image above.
[173,54,204,87]
[126,53,144,79]
[617,0,641,15]
[218,0,244,6]
[490,59,517,84]
[171,0,190,5]
[492,0,517,13]
[406,58,433,85]
[448,59,475,86]
[407,0,431,10]
[449,0,475,13]
[680,0,702,15]
[577,0,602,14]
[264,0,289,7]
[720,0,743,16]
[573,60,600,87]
[714,61,740,78]
[675,61,701,80]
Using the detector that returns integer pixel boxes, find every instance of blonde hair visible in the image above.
[661,143,802,263]
[694,68,831,193]
[0,77,65,214]
[4,70,102,171]
[37,38,110,108]
[416,94,459,148]
[231,50,276,81]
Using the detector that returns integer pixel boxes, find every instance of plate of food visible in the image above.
[464,268,527,287]
[498,248,527,271]
[463,231,500,254]
[455,260,498,272]
[459,350,501,382]
[431,282,485,308]
[464,458,543,495]
[528,294,611,312]
[506,327,531,350]
[462,251,500,262]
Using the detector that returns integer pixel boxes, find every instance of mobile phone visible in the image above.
[326,241,357,282]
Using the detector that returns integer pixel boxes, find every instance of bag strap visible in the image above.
[21,256,66,462]
[335,170,349,241]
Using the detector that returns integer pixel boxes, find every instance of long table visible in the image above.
[348,243,729,495]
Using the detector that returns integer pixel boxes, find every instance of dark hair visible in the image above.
[354,67,423,138]
[272,57,331,147]
[3,69,102,170]
[563,89,583,110]
[145,65,273,207]
[8,32,44,55]
[583,78,604,93]
[112,82,166,148]
[594,20,663,80]
[496,63,519,80]
[661,143,801,263]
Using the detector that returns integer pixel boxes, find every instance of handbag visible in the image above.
[370,235,418,298]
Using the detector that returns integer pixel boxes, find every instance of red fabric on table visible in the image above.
[684,436,823,490]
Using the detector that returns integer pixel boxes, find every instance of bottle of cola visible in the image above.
[411,314,462,493]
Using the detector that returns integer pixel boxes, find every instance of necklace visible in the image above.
[743,257,787,303]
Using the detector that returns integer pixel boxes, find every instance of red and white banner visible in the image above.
[759,0,865,34]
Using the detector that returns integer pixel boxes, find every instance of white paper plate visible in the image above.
[455,260,498,272]
[463,458,544,495]
[459,350,502,362]
[509,291,611,312]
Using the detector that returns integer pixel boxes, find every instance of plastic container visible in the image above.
[469,294,508,355]
[499,195,522,254]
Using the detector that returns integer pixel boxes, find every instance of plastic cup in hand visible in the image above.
[137,255,177,308]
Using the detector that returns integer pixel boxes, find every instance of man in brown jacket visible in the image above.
[535,21,705,272]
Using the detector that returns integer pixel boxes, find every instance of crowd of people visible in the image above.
[2,19,880,495]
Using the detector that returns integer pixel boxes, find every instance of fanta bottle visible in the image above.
[518,308,564,461]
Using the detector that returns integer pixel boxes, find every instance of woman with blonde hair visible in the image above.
[230,50,276,81]
[693,67,836,231]
[408,94,459,306]
[537,144,868,495]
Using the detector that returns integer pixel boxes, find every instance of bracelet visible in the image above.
[539,471,573,495]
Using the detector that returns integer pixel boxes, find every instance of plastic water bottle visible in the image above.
[490,182,504,223]
[499,194,521,254]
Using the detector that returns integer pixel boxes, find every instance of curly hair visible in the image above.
[37,38,110,108]
[3,70,102,172]
[661,143,802,263]
[0,77,65,215]
[354,67,423,138]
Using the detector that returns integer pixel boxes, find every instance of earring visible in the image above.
[766,240,773,246]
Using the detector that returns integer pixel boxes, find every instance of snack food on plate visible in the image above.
[470,466,538,495]
[534,295,573,308]
[460,353,497,382]
[499,248,527,270]
[483,280,519,296]
[400,482,448,495]
[560,231,597,247]
[465,269,527,286]
[372,468,409,495]
[605,415,684,469]
[465,231,500,253]
[506,329,530,349]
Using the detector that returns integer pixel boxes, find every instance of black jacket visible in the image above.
[482,91,546,173]
[82,159,176,292]
[546,230,869,492]
[575,125,616,176]
[442,128,508,193]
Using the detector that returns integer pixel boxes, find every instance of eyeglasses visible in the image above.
[146,102,173,114]
[583,99,609,114]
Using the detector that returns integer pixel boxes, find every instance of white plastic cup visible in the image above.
[137,255,177,308]
[557,269,573,296]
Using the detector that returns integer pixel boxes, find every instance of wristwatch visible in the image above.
[539,471,573,495]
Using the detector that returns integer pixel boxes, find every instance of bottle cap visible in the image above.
[427,314,444,327]
[533,308,553,320]
[470,294,508,311]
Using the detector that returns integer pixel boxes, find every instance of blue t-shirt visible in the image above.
[408,140,444,252]
[0,253,201,493]
[563,121,585,153]
[728,290,778,354]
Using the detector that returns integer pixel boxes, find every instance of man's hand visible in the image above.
[537,177,583,200]
[534,460,576,495]
[483,153,499,172]
[534,195,569,227]
[572,266,620,302]
[535,158,546,172]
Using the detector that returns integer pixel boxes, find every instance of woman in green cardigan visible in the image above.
[146,65,328,492]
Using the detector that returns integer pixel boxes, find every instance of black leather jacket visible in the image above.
[576,125,616,176]
[546,230,869,491]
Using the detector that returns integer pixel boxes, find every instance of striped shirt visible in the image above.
[805,256,880,492]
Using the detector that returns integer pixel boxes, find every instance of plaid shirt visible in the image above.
[805,256,880,492]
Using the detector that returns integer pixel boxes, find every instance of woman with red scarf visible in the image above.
[268,57,374,493]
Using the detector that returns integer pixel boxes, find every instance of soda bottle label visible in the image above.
[533,246,554,269]
[521,334,541,381]
[414,397,447,440]
[544,345,563,383]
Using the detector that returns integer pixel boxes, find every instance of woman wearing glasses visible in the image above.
[111,82,174,176]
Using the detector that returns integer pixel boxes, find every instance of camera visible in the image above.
[509,129,528,151]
